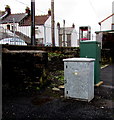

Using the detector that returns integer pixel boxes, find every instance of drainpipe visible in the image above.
[13,18,16,44]
[44,25,46,45]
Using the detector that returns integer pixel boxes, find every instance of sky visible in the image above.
[0,0,114,37]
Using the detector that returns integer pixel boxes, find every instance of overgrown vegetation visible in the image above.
[48,52,65,57]
[47,70,64,88]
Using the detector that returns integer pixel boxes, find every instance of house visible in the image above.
[57,23,78,47]
[112,1,114,30]
[0,6,58,45]
[0,6,31,44]
[0,5,79,47]
[18,10,57,46]
[98,1,114,31]
[95,1,114,49]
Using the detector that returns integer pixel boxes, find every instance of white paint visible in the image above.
[112,1,114,24]
[71,29,78,47]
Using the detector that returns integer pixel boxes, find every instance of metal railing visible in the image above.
[0,26,28,46]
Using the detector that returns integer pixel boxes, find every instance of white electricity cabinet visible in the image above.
[63,58,95,102]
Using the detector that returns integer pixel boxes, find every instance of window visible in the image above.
[7,25,10,30]
[112,24,114,30]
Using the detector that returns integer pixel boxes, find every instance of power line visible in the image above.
[88,0,99,22]
[2,0,95,36]
[14,0,75,27]
[15,0,29,6]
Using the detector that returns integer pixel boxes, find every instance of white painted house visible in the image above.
[0,6,79,47]
[58,25,78,47]
[0,6,59,45]
[95,1,114,49]
[18,14,53,45]
[98,1,114,31]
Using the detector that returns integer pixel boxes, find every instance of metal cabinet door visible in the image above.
[64,62,91,99]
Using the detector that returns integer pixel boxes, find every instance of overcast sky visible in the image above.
[0,0,113,35]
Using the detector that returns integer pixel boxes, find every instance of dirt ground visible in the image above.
[2,64,114,120]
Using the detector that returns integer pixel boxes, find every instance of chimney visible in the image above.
[48,9,51,16]
[5,5,11,15]
[72,23,75,28]
[57,22,60,29]
[25,7,30,15]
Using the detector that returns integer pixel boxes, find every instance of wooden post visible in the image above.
[31,0,36,45]
[51,0,55,47]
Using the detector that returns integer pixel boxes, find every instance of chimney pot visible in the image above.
[48,9,51,16]
[72,23,75,28]
[57,22,60,28]
[25,7,30,15]
[5,5,11,15]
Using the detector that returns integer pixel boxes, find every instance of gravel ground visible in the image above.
[2,64,114,120]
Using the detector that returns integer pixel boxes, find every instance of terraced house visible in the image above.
[0,5,78,47]
[0,5,54,45]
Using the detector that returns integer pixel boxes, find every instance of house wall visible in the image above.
[35,26,44,41]
[59,29,78,47]
[18,25,44,39]
[112,1,114,24]
[44,17,59,46]
[17,16,59,46]
[71,29,78,47]
[55,25,59,46]
[112,1,114,30]
[44,17,51,45]
[100,2,114,31]
[1,23,18,31]
[18,25,31,37]
[100,17,112,31]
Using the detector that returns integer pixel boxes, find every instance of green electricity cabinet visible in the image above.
[80,41,102,85]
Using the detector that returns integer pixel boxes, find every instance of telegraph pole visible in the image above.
[31,0,36,45]
[63,20,65,47]
[51,0,55,47]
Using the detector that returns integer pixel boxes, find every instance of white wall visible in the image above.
[18,26,31,37]
[1,23,18,31]
[44,17,51,44]
[100,16,112,31]
[112,1,114,24]
[100,1,114,31]
[44,16,59,46]
[35,26,44,39]
[71,29,78,47]
[55,24,59,46]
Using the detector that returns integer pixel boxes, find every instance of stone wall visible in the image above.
[2,45,112,90]
[2,49,48,89]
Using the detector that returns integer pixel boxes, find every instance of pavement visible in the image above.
[101,64,114,87]
[2,64,114,120]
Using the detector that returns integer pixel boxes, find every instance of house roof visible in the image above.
[98,13,114,25]
[0,11,5,17]
[60,27,74,34]
[0,13,28,24]
[95,30,114,34]
[20,15,50,26]
[0,12,50,26]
